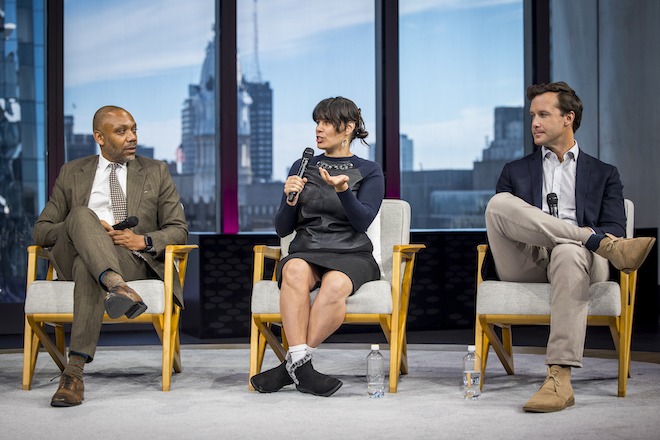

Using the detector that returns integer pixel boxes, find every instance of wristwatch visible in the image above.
[143,235,154,252]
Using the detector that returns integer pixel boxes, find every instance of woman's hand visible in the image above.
[284,175,308,205]
[319,167,349,193]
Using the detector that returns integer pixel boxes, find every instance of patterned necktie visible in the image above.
[109,163,127,224]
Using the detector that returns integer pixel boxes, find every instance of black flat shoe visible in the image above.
[250,361,294,393]
[288,355,342,397]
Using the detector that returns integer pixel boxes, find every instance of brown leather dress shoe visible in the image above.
[51,373,84,407]
[104,284,147,319]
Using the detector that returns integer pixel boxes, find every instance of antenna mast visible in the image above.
[253,0,262,82]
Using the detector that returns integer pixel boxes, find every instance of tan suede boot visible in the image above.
[523,365,574,413]
[595,234,656,274]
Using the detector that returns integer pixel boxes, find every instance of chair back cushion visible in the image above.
[624,199,634,238]
[379,200,411,282]
[25,279,167,314]
[476,280,622,316]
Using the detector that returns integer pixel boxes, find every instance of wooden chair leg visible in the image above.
[400,334,409,375]
[281,327,289,353]
[389,328,400,393]
[161,312,173,392]
[249,316,261,390]
[173,329,183,374]
[618,312,632,397]
[480,319,514,375]
[27,317,66,371]
[22,317,37,390]
[474,313,490,390]
[55,324,66,356]
[501,324,514,360]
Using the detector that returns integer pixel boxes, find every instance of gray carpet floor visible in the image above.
[1,344,660,440]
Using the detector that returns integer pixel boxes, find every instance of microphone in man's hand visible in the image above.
[287,147,315,202]
[547,193,559,218]
[112,216,139,230]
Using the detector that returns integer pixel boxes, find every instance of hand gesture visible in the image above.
[319,167,349,193]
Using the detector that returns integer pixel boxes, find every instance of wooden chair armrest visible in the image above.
[393,244,426,261]
[27,245,54,283]
[476,244,489,285]
[253,245,282,284]
[28,245,50,260]
[165,244,198,260]
[253,244,281,260]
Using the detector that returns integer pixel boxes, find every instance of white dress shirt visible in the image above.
[88,155,128,225]
[541,142,579,226]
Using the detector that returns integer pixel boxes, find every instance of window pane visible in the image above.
[400,1,524,229]
[63,0,216,232]
[236,0,376,232]
[0,0,46,303]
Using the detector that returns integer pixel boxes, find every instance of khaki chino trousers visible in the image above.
[485,193,609,367]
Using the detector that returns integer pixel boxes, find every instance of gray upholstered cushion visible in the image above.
[476,281,621,316]
[251,280,393,314]
[24,279,166,314]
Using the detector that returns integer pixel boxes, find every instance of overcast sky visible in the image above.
[64,0,522,180]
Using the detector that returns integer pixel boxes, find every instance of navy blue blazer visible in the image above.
[496,149,626,238]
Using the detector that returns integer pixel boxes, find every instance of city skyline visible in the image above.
[63,0,522,181]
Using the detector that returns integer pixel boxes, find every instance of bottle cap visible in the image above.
[468,345,476,352]
[371,344,380,351]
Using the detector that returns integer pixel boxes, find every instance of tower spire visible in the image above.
[253,0,262,82]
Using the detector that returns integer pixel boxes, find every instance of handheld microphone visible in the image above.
[287,147,315,202]
[547,193,559,218]
[112,216,139,230]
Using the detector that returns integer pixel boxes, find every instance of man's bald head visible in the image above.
[93,106,130,132]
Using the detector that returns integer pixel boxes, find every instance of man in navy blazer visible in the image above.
[485,82,655,412]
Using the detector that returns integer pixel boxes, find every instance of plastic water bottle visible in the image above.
[463,345,481,400]
[367,344,385,398]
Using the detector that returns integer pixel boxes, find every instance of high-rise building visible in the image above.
[64,115,96,161]
[179,40,219,205]
[472,106,524,190]
[244,80,272,183]
[0,1,45,303]
[400,133,414,171]
[178,33,259,231]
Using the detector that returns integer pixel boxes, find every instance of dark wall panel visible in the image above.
[184,229,658,340]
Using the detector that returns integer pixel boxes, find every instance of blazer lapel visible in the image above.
[126,158,146,217]
[529,150,543,208]
[75,156,98,207]
[575,154,591,225]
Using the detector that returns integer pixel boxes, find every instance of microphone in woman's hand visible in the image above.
[287,148,314,202]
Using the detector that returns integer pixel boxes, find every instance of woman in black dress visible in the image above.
[250,97,384,396]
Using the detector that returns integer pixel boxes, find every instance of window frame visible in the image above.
[45,0,548,234]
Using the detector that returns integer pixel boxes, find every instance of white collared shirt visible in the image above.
[541,142,579,226]
[88,155,128,225]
